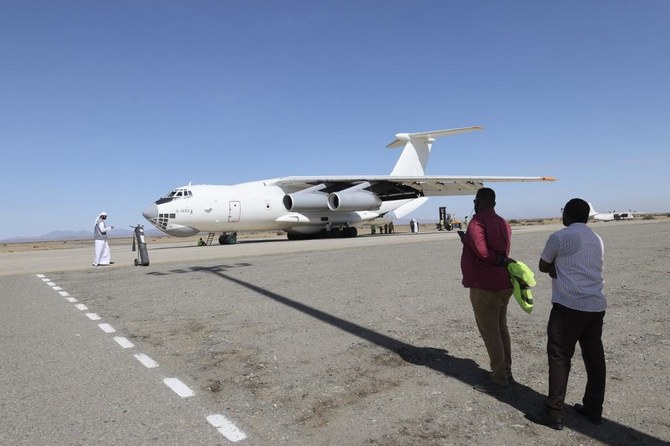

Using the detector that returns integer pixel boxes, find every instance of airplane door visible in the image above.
[228,201,241,223]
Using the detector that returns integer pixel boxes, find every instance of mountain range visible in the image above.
[0,228,165,244]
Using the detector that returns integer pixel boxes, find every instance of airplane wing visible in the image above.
[274,175,556,198]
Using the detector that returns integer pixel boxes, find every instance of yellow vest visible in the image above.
[506,261,536,314]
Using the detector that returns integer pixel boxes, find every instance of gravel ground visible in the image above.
[49,220,670,445]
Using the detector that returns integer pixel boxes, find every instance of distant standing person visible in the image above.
[93,211,114,266]
[460,187,514,393]
[526,198,607,430]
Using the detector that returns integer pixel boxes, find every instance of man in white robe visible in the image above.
[93,212,114,266]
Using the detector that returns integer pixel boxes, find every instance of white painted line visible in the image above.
[75,304,89,311]
[46,282,55,286]
[59,291,70,297]
[98,323,116,333]
[41,278,50,282]
[86,313,101,321]
[207,414,247,442]
[114,337,135,349]
[66,297,78,303]
[163,378,195,398]
[36,274,45,278]
[52,286,62,291]
[134,353,159,369]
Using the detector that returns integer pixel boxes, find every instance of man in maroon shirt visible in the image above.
[460,187,514,393]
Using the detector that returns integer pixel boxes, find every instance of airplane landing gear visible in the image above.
[219,232,238,245]
[287,226,358,241]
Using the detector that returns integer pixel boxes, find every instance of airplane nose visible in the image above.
[142,204,158,221]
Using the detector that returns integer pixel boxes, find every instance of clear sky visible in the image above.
[1,1,669,239]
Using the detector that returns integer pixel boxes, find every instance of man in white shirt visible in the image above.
[526,198,607,430]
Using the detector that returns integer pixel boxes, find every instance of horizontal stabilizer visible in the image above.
[384,197,429,220]
[386,126,483,148]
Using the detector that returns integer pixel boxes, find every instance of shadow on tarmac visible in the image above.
[160,263,667,445]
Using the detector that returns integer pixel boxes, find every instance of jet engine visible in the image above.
[283,192,329,211]
[328,190,382,211]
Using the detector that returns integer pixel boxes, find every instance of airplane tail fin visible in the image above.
[387,126,483,176]
[588,202,597,217]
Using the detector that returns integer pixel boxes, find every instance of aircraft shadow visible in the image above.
[164,264,666,445]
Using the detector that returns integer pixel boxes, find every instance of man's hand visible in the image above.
[539,259,557,278]
[496,255,515,266]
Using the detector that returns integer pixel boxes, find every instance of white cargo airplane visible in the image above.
[142,126,556,244]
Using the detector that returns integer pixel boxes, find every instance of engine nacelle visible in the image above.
[328,191,382,211]
[283,192,329,211]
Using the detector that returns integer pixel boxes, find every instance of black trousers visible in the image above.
[546,303,606,418]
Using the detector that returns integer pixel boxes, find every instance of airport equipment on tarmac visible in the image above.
[131,224,150,266]
[438,206,462,231]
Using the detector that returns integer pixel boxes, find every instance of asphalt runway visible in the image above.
[1,221,668,445]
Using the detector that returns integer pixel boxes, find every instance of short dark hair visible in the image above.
[563,198,590,223]
[475,187,496,204]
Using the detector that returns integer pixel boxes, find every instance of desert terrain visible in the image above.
[1,217,667,445]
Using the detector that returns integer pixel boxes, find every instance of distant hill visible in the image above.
[0,227,164,243]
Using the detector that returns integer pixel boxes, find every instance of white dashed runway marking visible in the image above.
[36,274,248,442]
[114,337,135,349]
[163,378,195,398]
[134,353,159,369]
[207,414,248,442]
[98,323,116,333]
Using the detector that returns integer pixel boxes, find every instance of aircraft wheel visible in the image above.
[219,233,238,245]
[288,232,306,241]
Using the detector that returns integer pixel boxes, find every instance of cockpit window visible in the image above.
[156,188,193,204]
[162,189,192,198]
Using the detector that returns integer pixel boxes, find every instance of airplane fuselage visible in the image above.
[143,180,412,238]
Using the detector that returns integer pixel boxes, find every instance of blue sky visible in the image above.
[1,1,669,239]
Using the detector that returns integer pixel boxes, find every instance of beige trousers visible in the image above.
[470,287,514,384]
